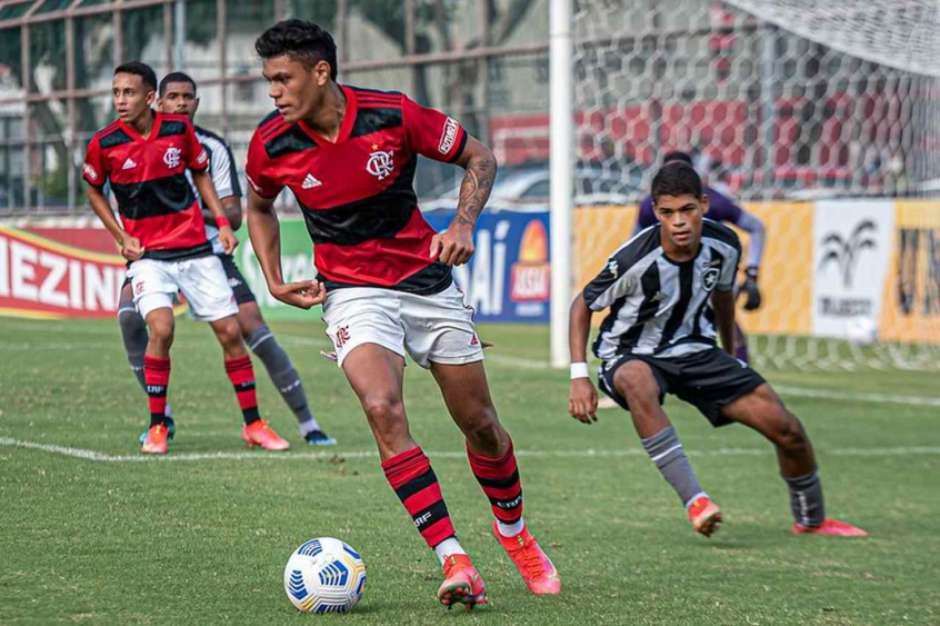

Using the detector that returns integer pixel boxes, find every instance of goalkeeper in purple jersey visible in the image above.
[635,151,765,363]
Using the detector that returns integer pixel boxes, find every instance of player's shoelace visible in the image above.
[511,536,546,579]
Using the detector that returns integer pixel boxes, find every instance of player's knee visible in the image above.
[214,318,243,348]
[148,318,174,344]
[462,406,505,453]
[773,412,809,453]
[361,395,406,428]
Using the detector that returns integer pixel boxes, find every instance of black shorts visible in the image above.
[218,254,256,305]
[598,347,766,427]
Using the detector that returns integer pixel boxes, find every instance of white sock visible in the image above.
[433,537,467,564]
[297,419,321,436]
[496,517,525,538]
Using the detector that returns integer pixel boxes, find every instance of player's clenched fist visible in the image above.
[271,279,326,309]
[119,233,145,261]
[429,224,475,266]
[568,378,599,424]
[219,225,238,255]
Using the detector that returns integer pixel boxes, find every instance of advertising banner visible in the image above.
[879,200,940,344]
[424,210,551,323]
[0,226,126,319]
[811,199,895,338]
[231,218,320,321]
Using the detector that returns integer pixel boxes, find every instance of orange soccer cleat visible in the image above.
[437,554,487,609]
[141,424,169,455]
[492,523,561,595]
[792,517,868,537]
[241,420,290,451]
[687,495,723,537]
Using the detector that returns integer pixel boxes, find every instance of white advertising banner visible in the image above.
[812,199,895,338]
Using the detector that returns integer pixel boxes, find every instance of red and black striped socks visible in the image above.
[143,355,170,428]
[224,355,260,425]
[382,447,464,560]
[467,439,525,537]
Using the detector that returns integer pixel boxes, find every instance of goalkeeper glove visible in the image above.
[738,266,762,311]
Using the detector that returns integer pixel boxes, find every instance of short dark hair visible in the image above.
[255,19,338,80]
[651,161,703,201]
[114,61,157,93]
[662,150,693,165]
[159,71,197,97]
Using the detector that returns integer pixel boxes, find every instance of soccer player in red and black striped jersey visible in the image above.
[245,21,560,607]
[84,61,290,454]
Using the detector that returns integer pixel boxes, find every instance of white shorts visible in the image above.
[322,283,484,369]
[128,256,238,322]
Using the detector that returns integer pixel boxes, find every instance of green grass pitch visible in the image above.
[1,318,938,625]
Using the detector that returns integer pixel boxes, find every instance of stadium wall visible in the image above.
[1,200,938,345]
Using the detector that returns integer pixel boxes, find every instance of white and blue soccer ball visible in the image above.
[283,537,367,614]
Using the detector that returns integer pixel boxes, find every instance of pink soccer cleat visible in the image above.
[492,523,561,595]
[792,518,868,537]
[687,495,723,537]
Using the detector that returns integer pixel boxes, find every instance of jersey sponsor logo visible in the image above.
[82,163,99,182]
[702,267,720,291]
[301,173,322,190]
[163,146,182,169]
[438,117,459,154]
[365,149,395,180]
[121,158,137,170]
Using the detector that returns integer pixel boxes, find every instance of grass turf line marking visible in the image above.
[2,437,939,464]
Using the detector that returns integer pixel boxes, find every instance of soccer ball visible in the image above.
[283,538,367,613]
[846,315,878,346]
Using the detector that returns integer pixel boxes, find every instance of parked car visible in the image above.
[421,160,644,211]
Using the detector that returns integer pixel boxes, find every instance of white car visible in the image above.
[421,162,644,212]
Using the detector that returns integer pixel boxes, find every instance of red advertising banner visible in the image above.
[0,226,127,319]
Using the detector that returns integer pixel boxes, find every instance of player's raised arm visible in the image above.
[568,292,598,424]
[430,136,498,266]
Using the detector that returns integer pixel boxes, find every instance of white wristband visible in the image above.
[570,362,590,380]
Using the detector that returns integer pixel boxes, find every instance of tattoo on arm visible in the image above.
[456,153,497,226]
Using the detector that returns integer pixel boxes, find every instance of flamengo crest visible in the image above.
[366,149,394,180]
[163,146,182,168]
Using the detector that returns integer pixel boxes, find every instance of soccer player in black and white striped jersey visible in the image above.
[568,161,866,538]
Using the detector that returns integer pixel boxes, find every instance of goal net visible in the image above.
[560,0,940,371]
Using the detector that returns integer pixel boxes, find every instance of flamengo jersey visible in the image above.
[245,85,468,294]
[584,219,741,361]
[83,111,211,260]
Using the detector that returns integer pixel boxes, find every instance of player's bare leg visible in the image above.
[140,307,175,454]
[341,343,483,608]
[210,315,288,450]
[121,283,176,444]
[236,301,333,445]
[431,361,560,595]
[720,384,867,536]
[613,360,721,536]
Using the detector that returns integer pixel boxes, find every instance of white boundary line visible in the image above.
[2,437,939,464]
